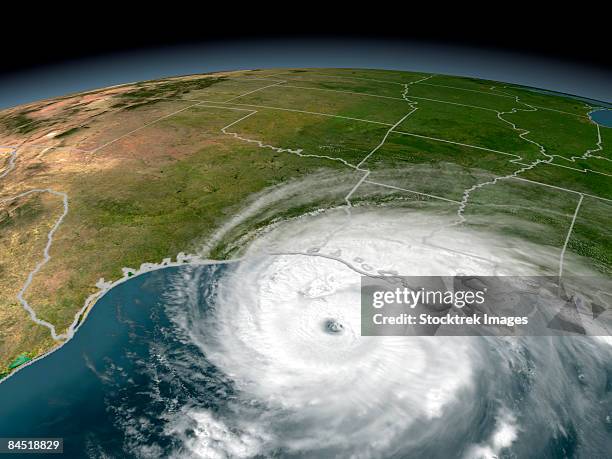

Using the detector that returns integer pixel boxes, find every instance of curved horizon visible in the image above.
[1,39,610,110]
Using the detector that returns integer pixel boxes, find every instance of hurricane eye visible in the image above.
[324,319,344,334]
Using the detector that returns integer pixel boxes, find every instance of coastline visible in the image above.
[588,108,612,128]
[0,252,240,386]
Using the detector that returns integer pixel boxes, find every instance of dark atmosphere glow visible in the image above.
[1,39,610,109]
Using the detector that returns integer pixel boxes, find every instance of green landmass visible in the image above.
[0,67,610,379]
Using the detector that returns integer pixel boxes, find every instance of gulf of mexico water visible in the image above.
[0,264,234,458]
[0,260,611,458]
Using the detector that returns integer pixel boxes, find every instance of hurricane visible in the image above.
[158,183,612,458]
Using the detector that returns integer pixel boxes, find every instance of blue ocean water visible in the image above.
[0,264,231,458]
[590,109,612,128]
[0,263,610,458]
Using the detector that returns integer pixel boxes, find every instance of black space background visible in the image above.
[2,6,609,77]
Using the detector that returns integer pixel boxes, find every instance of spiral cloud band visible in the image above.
[162,179,611,458]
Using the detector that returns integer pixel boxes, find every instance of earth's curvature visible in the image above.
[0,68,611,458]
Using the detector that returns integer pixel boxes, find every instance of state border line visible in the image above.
[267,72,595,118]
[9,80,611,206]
[13,100,612,205]
[559,194,584,279]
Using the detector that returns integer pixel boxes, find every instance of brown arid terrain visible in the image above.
[1,68,611,379]
[0,69,347,374]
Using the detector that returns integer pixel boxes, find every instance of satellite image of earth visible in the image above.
[0,68,611,457]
